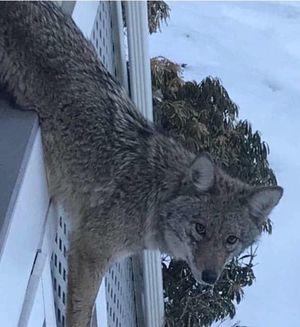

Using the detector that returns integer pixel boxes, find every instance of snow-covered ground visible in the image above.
[150,2,300,326]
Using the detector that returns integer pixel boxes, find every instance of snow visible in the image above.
[150,2,300,326]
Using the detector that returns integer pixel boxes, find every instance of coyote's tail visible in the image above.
[0,1,103,117]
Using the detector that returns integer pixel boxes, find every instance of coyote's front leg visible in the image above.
[66,233,111,327]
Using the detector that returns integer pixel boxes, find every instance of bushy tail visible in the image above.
[0,1,108,117]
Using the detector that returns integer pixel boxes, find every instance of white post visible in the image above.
[125,2,165,327]
[111,1,129,92]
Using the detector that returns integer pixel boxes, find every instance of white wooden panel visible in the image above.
[42,205,58,327]
[72,1,99,38]
[0,129,49,327]
[42,259,57,327]
[27,278,45,327]
[19,251,46,326]
[95,280,108,326]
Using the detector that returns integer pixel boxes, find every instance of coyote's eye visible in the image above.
[195,223,206,236]
[226,235,238,245]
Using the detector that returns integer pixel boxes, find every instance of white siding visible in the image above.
[0,129,50,326]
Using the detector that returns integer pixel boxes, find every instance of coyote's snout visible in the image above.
[190,241,232,285]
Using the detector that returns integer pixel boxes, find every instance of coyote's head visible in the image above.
[158,153,283,285]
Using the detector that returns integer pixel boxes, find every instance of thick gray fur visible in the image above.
[0,2,283,326]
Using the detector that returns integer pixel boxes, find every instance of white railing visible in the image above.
[124,2,165,326]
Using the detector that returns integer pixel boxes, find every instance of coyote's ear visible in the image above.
[247,186,283,220]
[189,153,215,192]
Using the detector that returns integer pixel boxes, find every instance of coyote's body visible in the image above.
[0,2,283,326]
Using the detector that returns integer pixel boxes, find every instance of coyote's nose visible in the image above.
[202,270,218,284]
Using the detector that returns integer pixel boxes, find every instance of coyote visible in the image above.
[0,2,283,326]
